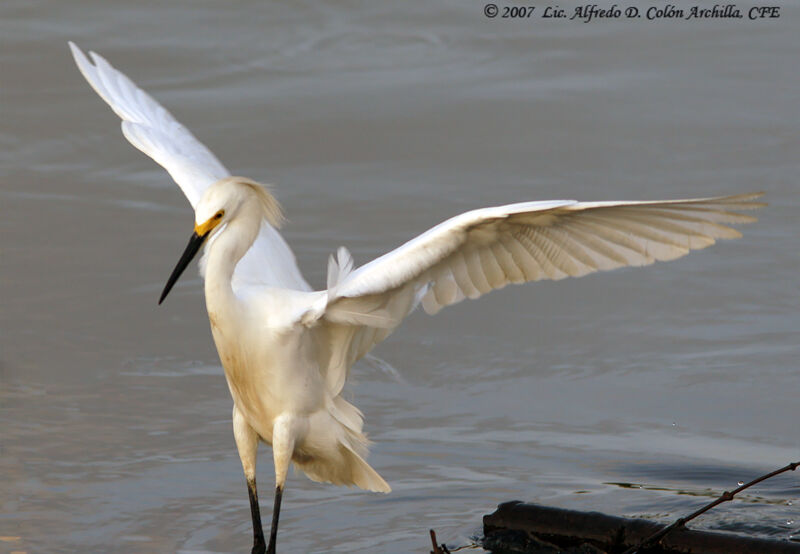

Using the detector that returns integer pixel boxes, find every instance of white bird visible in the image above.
[69,42,764,554]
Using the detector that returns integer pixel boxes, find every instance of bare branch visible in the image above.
[622,460,799,554]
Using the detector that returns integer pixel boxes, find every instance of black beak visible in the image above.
[158,231,207,305]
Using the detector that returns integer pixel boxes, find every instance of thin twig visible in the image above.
[622,460,799,554]
[430,529,442,554]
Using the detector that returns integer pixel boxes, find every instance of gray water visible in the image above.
[2,1,798,552]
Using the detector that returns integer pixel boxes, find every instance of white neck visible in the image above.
[203,204,262,314]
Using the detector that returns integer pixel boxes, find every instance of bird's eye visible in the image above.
[214,211,224,219]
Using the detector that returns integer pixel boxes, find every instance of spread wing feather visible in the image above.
[70,42,228,206]
[316,194,763,394]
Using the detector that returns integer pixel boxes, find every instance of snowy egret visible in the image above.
[70,42,763,554]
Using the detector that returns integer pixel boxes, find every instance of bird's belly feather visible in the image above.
[210,317,326,445]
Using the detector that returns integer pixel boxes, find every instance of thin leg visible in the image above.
[247,477,266,554]
[267,414,297,554]
[266,486,283,554]
[233,406,264,554]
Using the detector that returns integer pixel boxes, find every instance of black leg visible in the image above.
[266,486,283,554]
[247,477,266,554]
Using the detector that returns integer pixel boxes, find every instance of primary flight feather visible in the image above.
[69,42,763,554]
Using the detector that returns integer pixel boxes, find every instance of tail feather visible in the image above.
[341,444,391,493]
[292,402,390,493]
[295,444,391,493]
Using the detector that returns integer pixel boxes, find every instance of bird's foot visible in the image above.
[251,538,266,554]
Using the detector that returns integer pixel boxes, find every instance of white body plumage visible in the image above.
[70,42,763,553]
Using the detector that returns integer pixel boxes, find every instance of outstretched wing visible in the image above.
[70,43,310,291]
[315,194,763,395]
[70,42,228,207]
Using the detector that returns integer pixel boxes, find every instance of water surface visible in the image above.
[2,1,798,552]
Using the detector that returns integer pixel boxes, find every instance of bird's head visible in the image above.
[196,177,284,234]
[158,177,283,305]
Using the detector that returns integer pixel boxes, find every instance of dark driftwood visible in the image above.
[483,501,800,553]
